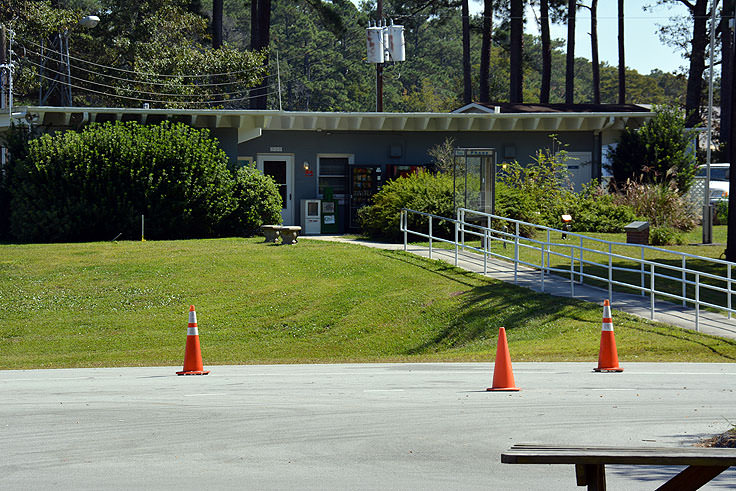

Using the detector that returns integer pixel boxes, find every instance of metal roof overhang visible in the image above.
[7,107,653,141]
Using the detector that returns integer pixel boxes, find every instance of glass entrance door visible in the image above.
[257,155,294,225]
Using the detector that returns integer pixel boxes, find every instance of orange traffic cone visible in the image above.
[594,300,623,373]
[176,305,210,376]
[487,327,520,391]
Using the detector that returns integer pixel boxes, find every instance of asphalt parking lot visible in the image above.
[3,362,736,490]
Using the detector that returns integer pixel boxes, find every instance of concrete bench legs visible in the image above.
[260,225,302,245]
[279,226,302,245]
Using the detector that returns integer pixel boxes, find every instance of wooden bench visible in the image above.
[501,444,736,491]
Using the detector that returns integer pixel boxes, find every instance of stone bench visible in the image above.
[260,225,302,245]
[260,224,281,243]
[278,226,302,245]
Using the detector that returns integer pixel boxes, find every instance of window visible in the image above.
[319,157,349,196]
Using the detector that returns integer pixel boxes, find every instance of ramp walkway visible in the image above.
[303,235,736,341]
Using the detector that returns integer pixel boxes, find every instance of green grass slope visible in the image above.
[1,238,735,369]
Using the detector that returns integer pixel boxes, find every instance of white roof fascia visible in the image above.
[18,106,654,133]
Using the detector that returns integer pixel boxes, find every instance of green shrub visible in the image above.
[220,165,283,236]
[715,199,729,225]
[10,121,242,242]
[649,226,685,246]
[606,105,697,193]
[359,170,454,242]
[543,184,638,233]
[612,180,697,231]
[493,182,539,237]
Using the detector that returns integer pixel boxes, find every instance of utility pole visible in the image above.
[376,0,383,112]
[1,24,6,111]
[727,13,736,261]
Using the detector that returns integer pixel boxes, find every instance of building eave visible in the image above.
[9,106,654,134]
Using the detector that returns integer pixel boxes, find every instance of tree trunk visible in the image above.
[565,0,575,104]
[250,0,271,110]
[479,0,493,103]
[462,0,472,104]
[212,0,223,49]
[685,0,708,128]
[618,0,625,104]
[510,0,523,102]
[540,0,551,103]
[590,0,600,104]
[720,0,734,144]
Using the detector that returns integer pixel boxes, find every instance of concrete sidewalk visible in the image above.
[302,235,736,340]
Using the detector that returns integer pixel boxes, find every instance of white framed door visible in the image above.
[257,155,294,225]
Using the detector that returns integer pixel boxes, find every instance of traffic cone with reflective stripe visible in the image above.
[594,300,623,373]
[487,327,520,391]
[176,305,210,375]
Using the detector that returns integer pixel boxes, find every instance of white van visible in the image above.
[695,163,729,203]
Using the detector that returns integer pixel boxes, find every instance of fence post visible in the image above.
[650,262,655,320]
[483,228,488,275]
[429,216,433,260]
[546,229,551,269]
[454,215,459,267]
[695,272,700,332]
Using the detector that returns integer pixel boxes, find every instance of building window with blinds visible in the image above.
[318,157,349,196]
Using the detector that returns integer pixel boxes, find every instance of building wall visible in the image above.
[234,129,599,229]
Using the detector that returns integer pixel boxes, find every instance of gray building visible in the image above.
[3,104,652,231]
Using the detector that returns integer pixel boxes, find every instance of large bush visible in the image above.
[606,106,697,193]
[219,165,283,236]
[359,170,454,242]
[8,121,280,242]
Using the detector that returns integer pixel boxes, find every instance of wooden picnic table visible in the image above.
[501,444,736,491]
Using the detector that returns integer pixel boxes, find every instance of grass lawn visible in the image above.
[2,237,736,369]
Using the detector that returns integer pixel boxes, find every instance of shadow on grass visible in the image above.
[381,249,736,359]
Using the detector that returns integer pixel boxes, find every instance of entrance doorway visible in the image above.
[257,155,294,225]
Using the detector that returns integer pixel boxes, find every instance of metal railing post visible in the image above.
[640,247,645,297]
[454,216,459,267]
[546,229,551,269]
[402,210,407,252]
[608,243,613,302]
[541,243,546,292]
[514,222,519,284]
[483,228,488,274]
[570,246,575,297]
[487,216,492,255]
[579,236,584,284]
[650,262,655,320]
[695,272,700,332]
[461,209,466,250]
[682,257,686,306]
[429,216,433,259]
[729,264,732,319]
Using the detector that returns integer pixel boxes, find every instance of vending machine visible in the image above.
[300,199,321,235]
[348,166,381,231]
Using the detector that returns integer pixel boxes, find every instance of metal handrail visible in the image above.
[400,207,735,331]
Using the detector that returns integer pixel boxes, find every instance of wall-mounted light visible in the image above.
[303,161,311,171]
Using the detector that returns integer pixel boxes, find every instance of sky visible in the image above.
[352,1,694,75]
